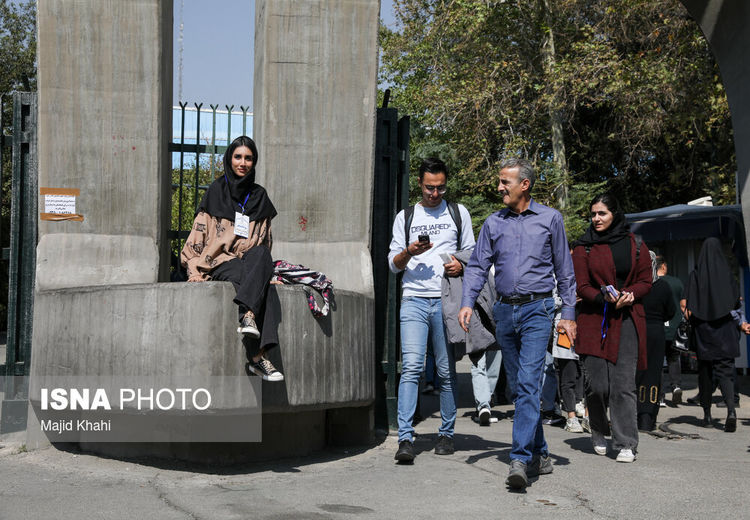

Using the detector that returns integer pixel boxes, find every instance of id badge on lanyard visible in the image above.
[235,212,250,238]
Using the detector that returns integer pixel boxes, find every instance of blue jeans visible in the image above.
[397,297,457,443]
[494,297,555,464]
[470,349,503,411]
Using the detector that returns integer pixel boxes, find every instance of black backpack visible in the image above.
[403,201,463,249]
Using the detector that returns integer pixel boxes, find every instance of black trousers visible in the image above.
[698,358,736,414]
[557,358,581,413]
[210,245,279,351]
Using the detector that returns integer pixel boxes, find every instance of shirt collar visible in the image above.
[501,198,539,218]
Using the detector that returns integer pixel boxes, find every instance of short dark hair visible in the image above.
[589,192,623,220]
[418,157,449,182]
[655,255,666,271]
[224,135,258,176]
[500,157,536,190]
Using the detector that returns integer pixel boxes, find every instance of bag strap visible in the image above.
[403,202,462,249]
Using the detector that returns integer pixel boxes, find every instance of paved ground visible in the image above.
[0,366,748,520]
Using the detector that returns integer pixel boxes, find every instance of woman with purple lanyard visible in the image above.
[181,136,283,381]
[571,193,652,463]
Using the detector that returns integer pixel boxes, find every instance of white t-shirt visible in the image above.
[388,200,475,297]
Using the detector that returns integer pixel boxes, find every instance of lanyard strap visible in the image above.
[225,175,251,213]
[600,302,609,339]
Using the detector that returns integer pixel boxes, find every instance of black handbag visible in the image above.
[672,316,691,352]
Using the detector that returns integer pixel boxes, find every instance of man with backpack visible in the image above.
[388,157,476,463]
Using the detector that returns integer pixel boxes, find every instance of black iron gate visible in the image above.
[1,92,37,433]
[372,98,410,431]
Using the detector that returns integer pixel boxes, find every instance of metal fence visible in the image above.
[1,92,37,379]
[371,104,410,431]
[168,103,253,277]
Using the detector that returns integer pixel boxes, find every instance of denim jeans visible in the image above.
[494,297,555,464]
[470,349,503,411]
[397,297,457,443]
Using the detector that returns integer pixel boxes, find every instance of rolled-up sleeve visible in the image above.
[550,212,577,320]
[461,220,493,309]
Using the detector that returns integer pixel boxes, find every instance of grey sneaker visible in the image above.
[528,454,553,477]
[505,459,528,489]
[238,312,260,337]
[565,416,584,433]
[247,357,284,382]
[581,416,592,433]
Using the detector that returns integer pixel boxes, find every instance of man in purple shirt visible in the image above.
[458,158,577,489]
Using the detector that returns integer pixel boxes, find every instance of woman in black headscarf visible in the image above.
[572,193,652,463]
[684,237,748,431]
[181,136,283,382]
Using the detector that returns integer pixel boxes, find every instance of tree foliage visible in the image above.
[379,0,736,239]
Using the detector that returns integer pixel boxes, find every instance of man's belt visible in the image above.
[498,291,553,305]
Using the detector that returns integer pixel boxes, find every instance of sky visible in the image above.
[173,0,396,109]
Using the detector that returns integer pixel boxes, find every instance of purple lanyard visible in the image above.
[225,175,251,213]
[600,302,609,339]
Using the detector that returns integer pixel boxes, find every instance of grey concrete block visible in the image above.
[30,283,375,411]
[254,0,380,294]
[36,0,173,281]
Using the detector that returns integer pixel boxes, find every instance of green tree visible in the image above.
[380,0,736,239]
[1,0,36,329]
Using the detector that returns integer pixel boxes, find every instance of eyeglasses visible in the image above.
[423,185,447,194]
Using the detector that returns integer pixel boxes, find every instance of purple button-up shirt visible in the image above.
[461,199,577,320]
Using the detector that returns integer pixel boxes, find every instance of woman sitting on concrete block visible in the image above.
[181,135,284,382]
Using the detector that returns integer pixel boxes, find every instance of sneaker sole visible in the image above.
[616,455,636,463]
[506,473,528,489]
[237,326,260,338]
[672,389,682,405]
[395,450,415,462]
[593,446,607,455]
[247,365,284,381]
[565,426,584,433]
[479,410,491,426]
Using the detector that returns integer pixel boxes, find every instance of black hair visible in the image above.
[223,136,258,176]
[589,192,623,221]
[418,157,449,182]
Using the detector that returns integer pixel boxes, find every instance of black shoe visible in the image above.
[394,440,415,462]
[700,411,713,428]
[434,435,454,455]
[541,409,564,426]
[672,387,682,405]
[505,460,528,489]
[725,411,737,433]
[687,395,700,405]
[478,407,491,426]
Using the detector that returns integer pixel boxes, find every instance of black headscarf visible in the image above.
[685,237,739,321]
[196,136,277,223]
[573,213,631,247]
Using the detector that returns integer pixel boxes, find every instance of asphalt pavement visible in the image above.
[0,363,748,520]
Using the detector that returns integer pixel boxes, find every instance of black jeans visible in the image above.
[210,245,279,351]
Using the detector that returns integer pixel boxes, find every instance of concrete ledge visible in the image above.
[30,282,375,412]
